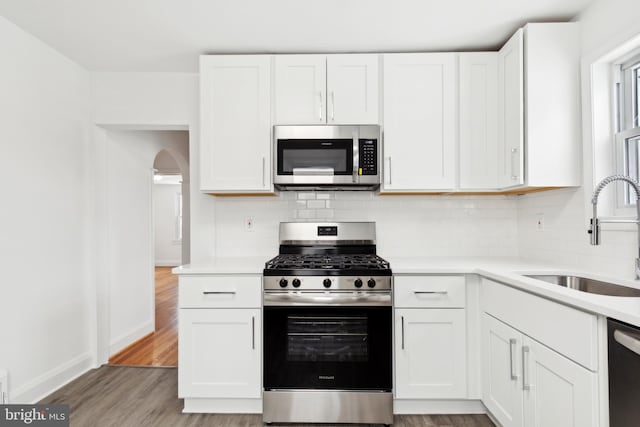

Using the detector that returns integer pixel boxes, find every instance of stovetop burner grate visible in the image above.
[265,254,390,271]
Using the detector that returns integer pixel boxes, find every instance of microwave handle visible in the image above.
[353,133,359,183]
[292,167,334,176]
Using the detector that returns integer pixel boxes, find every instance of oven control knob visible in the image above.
[354,278,363,288]
[323,278,332,288]
[279,278,288,288]
[367,278,376,288]
[292,278,301,288]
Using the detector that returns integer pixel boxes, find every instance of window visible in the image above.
[615,53,640,205]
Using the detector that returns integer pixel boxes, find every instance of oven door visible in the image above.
[263,305,392,391]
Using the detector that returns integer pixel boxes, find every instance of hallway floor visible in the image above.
[108,267,178,366]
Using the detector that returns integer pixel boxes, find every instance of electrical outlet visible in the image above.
[0,369,8,404]
[244,217,254,232]
[535,213,545,232]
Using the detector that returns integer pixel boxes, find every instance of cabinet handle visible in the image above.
[414,290,448,295]
[252,316,255,350]
[330,91,335,122]
[522,346,531,390]
[401,315,405,350]
[202,291,236,295]
[262,157,266,188]
[510,147,519,181]
[509,338,518,380]
[318,91,323,122]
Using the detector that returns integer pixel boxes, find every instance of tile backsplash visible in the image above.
[213,191,519,258]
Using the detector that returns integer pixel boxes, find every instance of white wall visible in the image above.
[154,183,183,266]
[91,72,212,264]
[517,0,640,280]
[103,130,188,355]
[0,16,92,402]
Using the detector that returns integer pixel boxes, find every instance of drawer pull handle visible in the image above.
[414,291,448,295]
[401,315,405,350]
[202,291,236,295]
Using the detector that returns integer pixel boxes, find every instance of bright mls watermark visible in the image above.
[0,405,68,426]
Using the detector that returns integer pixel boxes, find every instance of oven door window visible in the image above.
[287,316,368,362]
[277,139,353,175]
[264,306,392,391]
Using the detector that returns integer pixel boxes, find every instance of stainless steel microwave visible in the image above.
[273,125,381,191]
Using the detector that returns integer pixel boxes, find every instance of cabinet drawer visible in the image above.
[481,278,597,371]
[179,275,261,308]
[394,275,466,308]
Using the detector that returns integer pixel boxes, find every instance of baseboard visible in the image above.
[155,261,181,267]
[11,353,93,404]
[109,321,154,356]
[393,399,486,414]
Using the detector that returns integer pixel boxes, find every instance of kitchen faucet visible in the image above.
[589,174,640,279]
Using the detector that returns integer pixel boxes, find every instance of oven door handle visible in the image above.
[263,291,391,306]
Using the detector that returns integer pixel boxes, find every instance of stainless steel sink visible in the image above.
[524,274,640,297]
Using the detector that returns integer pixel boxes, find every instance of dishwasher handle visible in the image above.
[614,330,640,357]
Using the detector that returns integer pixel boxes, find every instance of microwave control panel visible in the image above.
[358,139,378,175]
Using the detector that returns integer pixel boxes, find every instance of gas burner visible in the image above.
[264,253,391,277]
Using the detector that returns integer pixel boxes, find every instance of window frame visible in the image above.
[614,51,640,211]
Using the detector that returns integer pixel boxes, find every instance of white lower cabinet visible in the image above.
[177,274,262,409]
[179,308,261,398]
[394,275,468,400]
[482,313,597,427]
[395,308,467,398]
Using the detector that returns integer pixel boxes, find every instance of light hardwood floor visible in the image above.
[40,366,495,427]
[108,267,178,366]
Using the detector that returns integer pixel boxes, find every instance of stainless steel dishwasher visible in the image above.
[608,318,640,427]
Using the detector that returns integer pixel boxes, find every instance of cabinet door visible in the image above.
[497,29,525,188]
[459,53,499,190]
[200,55,271,192]
[522,337,598,427]
[395,308,467,399]
[179,308,261,398]
[326,54,379,124]
[382,53,456,191]
[482,313,524,427]
[274,55,326,124]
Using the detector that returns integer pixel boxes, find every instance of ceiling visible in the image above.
[0,0,594,72]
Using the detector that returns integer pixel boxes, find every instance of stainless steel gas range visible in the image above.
[262,222,393,425]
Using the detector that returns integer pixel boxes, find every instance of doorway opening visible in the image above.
[103,131,189,368]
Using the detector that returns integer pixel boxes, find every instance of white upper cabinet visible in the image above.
[459,52,499,190]
[274,55,327,124]
[498,23,581,189]
[498,29,525,188]
[274,54,379,125]
[200,55,272,193]
[382,53,456,191]
[326,55,379,124]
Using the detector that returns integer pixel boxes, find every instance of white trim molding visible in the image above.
[11,354,93,404]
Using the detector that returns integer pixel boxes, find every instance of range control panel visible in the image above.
[358,139,378,175]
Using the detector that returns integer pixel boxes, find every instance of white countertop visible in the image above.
[173,255,640,328]
[172,256,266,275]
